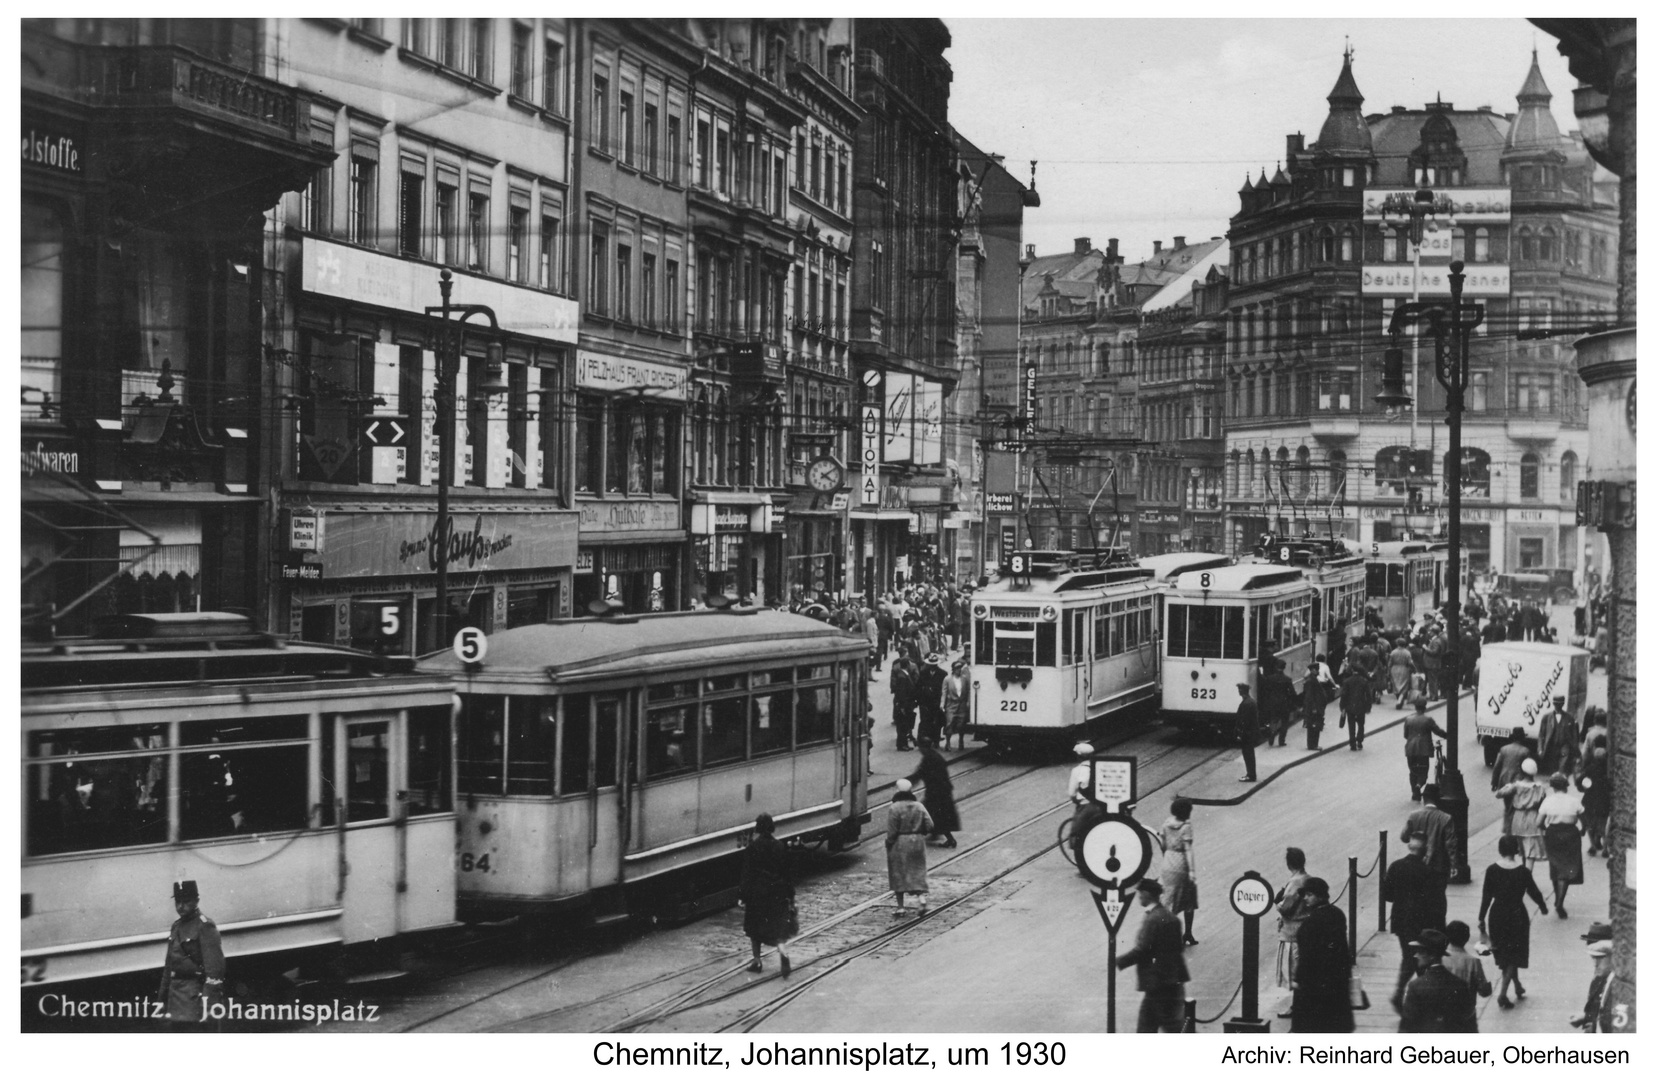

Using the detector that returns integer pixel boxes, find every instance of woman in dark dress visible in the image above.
[1477,834,1548,1009]
[1290,877,1354,1033]
[906,738,959,847]
[739,813,795,975]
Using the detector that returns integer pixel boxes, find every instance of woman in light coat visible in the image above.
[1495,757,1549,865]
[886,779,933,916]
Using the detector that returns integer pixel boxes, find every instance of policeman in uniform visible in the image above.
[158,880,226,1026]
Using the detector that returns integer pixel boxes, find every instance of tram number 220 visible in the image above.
[459,853,491,873]
[1190,687,1217,700]
[998,700,1028,712]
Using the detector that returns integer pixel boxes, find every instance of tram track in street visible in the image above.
[452,731,1216,1033]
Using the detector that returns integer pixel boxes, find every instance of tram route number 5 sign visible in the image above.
[453,627,489,665]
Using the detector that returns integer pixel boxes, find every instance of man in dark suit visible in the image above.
[1383,834,1444,1012]
[1537,695,1580,776]
[1401,784,1458,885]
[1290,877,1355,1033]
[1401,696,1450,801]
[1234,682,1260,782]
[1398,929,1476,1033]
[1340,666,1373,751]
[1115,879,1189,1032]
[1490,726,1532,834]
[1261,659,1298,747]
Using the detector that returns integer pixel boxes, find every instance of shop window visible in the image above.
[646,704,695,777]
[575,392,602,492]
[458,694,506,794]
[1518,537,1545,569]
[406,705,453,815]
[506,697,555,795]
[507,587,557,627]
[27,724,168,855]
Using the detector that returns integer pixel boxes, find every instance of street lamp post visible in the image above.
[1380,259,1484,886]
[425,268,503,650]
[1380,188,1454,469]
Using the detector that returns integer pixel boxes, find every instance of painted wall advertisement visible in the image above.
[307,510,577,579]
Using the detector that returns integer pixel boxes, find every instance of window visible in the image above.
[441,19,463,70]
[542,33,564,113]
[458,695,505,794]
[641,252,657,326]
[435,179,458,264]
[618,90,635,165]
[1518,537,1545,569]
[1518,452,1540,499]
[558,694,591,794]
[666,114,682,184]
[398,169,423,257]
[592,73,610,152]
[403,18,429,56]
[1473,228,1490,263]
[615,243,632,321]
[406,706,453,815]
[181,717,310,838]
[1317,370,1354,411]
[1449,447,1491,498]
[1319,227,1335,263]
[537,365,564,495]
[1381,227,1399,263]
[346,720,391,822]
[701,694,746,766]
[1451,227,1466,262]
[21,200,64,417]
[510,22,531,97]
[646,704,694,777]
[589,222,609,314]
[664,258,679,330]
[349,154,376,245]
[1339,227,1355,263]
[643,102,659,175]
[468,19,490,81]
[467,190,489,270]
[1467,370,1488,412]
[27,724,168,854]
[574,392,602,491]
[539,208,563,291]
[752,682,793,758]
[1514,372,1553,411]
[696,118,711,187]
[507,206,527,282]
[1560,451,1578,499]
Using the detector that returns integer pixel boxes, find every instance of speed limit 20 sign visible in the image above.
[453,627,488,664]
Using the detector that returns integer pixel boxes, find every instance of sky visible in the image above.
[944,18,1581,264]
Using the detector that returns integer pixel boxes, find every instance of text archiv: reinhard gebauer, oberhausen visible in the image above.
[1223,1046,1631,1066]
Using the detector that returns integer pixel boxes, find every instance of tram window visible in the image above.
[182,743,309,839]
[645,705,695,778]
[559,694,591,794]
[1366,564,1389,597]
[406,705,453,815]
[180,716,308,744]
[1389,564,1406,597]
[1036,623,1057,666]
[1222,605,1244,659]
[346,721,390,822]
[973,619,993,664]
[1094,612,1110,655]
[751,668,793,687]
[649,680,697,702]
[1186,607,1224,659]
[27,747,168,855]
[797,684,835,746]
[30,725,167,757]
[702,697,746,766]
[752,689,793,757]
[506,697,555,795]
[993,622,1035,666]
[1111,612,1126,654]
[458,695,506,795]
[1166,605,1188,655]
[797,664,831,681]
[594,698,620,788]
[705,673,744,693]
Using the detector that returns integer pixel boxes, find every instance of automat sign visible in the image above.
[860,404,881,505]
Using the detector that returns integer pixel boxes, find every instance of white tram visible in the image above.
[1364,540,1450,628]
[968,550,1161,747]
[419,608,870,923]
[1247,535,1365,663]
[22,614,457,987]
[1158,565,1317,733]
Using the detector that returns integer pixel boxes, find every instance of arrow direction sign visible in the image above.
[1092,888,1130,935]
[361,415,412,447]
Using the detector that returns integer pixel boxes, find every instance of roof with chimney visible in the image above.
[1140,239,1231,314]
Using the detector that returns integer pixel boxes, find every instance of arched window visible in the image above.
[1338,227,1354,263]
[1540,227,1559,262]
[1296,445,1311,496]
[1474,227,1490,263]
[1381,227,1399,263]
[1448,447,1491,498]
[1517,226,1536,262]
[1375,445,1421,496]
[1245,375,1256,416]
[1260,373,1272,416]
[1560,450,1578,499]
[1520,452,1539,499]
[1319,227,1336,263]
[1245,450,1256,496]
[1328,449,1348,502]
[1247,244,1258,282]
[1229,450,1241,498]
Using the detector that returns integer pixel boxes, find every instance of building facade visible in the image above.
[23,19,332,637]
[1222,51,1616,573]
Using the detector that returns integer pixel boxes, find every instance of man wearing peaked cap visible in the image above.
[1572,935,1616,1030]
[1398,928,1475,1033]
[158,880,226,1026]
[1115,874,1188,1031]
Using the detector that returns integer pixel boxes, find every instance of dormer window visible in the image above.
[1342,166,1355,187]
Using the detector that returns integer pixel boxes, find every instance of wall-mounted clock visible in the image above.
[807,456,845,492]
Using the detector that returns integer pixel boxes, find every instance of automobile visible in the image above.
[1495,568,1577,605]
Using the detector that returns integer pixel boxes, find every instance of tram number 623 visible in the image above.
[459,853,491,873]
[1191,687,1217,700]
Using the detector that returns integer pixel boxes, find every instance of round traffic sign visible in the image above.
[1077,813,1153,891]
[861,368,882,388]
[1229,871,1274,918]
[452,626,488,665]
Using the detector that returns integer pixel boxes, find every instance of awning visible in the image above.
[848,509,912,521]
[23,485,262,506]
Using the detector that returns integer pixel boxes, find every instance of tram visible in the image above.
[1364,540,1449,628]
[1248,535,1365,663]
[968,549,1161,748]
[22,613,457,987]
[419,607,870,923]
[1158,565,1317,733]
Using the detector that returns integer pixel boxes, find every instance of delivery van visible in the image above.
[1474,641,1590,766]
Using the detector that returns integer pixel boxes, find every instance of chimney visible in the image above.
[1106,238,1119,263]
[1025,243,1035,260]
[1286,133,1304,158]
[1153,240,1163,254]
[1173,236,1186,249]
[1074,237,1091,255]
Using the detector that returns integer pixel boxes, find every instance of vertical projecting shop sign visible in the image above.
[1023,364,1038,433]
[861,404,882,505]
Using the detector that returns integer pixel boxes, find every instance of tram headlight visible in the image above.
[972,603,988,619]
[1040,605,1058,622]
[1190,670,1199,680]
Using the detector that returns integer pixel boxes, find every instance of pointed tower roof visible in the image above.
[1505,50,1562,152]
[1252,169,1271,190]
[1238,174,1255,195]
[1315,49,1374,157]
[1271,164,1291,186]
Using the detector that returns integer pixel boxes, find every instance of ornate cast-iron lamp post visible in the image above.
[1380,259,1483,885]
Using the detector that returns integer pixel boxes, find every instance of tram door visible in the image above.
[328,712,403,942]
[591,695,624,890]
